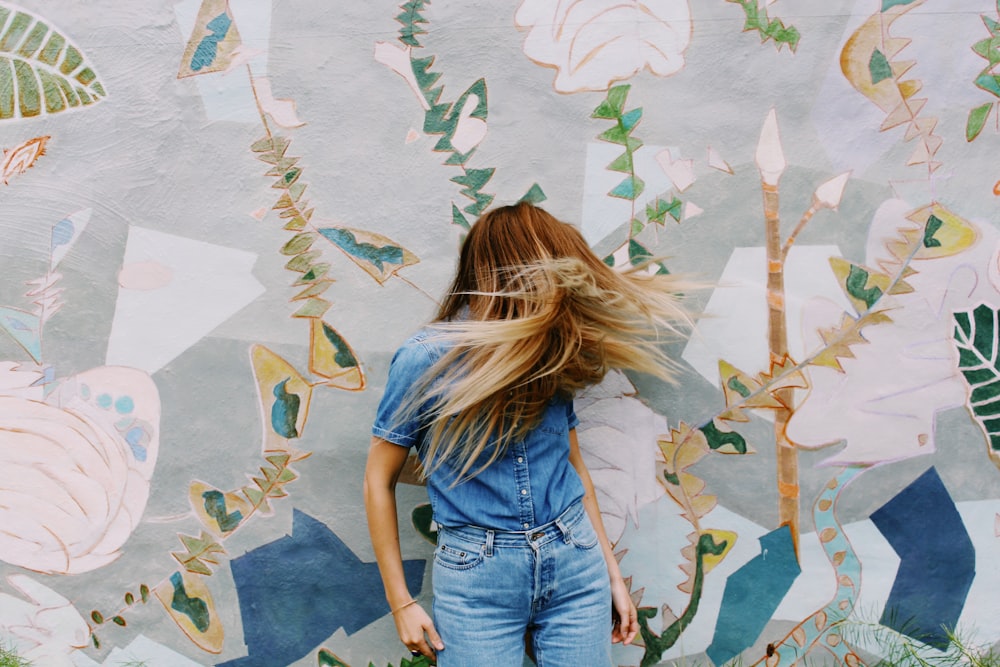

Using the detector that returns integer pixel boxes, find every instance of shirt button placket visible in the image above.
[513,441,534,529]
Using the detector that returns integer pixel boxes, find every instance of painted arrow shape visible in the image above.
[870,467,976,649]
[219,509,425,667]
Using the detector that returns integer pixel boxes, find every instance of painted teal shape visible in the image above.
[882,0,919,10]
[114,395,134,414]
[168,571,210,632]
[320,322,358,369]
[202,490,243,533]
[705,525,801,666]
[871,467,975,649]
[869,49,893,85]
[221,510,425,667]
[0,306,41,363]
[190,13,231,72]
[271,379,300,439]
[318,228,404,273]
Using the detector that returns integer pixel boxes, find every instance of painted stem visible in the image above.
[781,204,817,260]
[763,181,800,552]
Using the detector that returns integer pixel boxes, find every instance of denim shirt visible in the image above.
[372,328,584,530]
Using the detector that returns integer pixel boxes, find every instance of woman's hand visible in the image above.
[610,576,638,645]
[392,601,444,661]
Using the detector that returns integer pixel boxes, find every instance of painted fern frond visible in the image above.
[966,7,1000,141]
[396,0,431,48]
[726,0,800,51]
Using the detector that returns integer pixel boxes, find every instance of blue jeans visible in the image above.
[431,501,612,667]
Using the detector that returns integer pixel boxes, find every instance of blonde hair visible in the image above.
[399,202,692,481]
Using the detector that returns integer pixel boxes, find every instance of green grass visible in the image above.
[0,641,31,667]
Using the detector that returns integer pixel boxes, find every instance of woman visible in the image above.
[364,202,690,665]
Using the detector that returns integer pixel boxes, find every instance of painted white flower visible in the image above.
[0,366,159,574]
[516,0,692,93]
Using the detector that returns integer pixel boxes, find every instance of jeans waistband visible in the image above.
[437,500,586,550]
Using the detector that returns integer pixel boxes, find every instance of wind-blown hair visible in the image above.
[399,202,692,482]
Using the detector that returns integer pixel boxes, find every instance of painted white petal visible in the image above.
[755,108,786,185]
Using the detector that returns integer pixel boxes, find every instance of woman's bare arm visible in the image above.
[364,436,443,659]
[567,428,639,645]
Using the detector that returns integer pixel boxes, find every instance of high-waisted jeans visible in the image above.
[431,501,612,667]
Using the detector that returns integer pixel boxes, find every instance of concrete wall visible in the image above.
[0,1,998,665]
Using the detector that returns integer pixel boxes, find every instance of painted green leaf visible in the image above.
[411,502,436,543]
[610,175,644,200]
[845,265,883,309]
[0,6,106,119]
[317,648,351,667]
[953,304,1000,465]
[869,49,893,85]
[975,71,1000,98]
[451,203,470,230]
[882,0,919,10]
[698,420,748,454]
[518,183,546,204]
[967,102,993,141]
[395,0,430,48]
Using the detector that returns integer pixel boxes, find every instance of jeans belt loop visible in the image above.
[555,515,571,544]
[485,529,494,557]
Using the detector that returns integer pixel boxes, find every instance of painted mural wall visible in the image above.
[0,1,998,665]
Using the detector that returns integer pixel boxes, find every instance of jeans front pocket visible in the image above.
[434,539,485,570]
[567,514,599,550]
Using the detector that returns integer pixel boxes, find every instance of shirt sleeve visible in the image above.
[566,398,579,430]
[372,339,435,447]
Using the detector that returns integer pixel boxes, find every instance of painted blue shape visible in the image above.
[50,218,74,249]
[190,13,231,71]
[97,393,113,409]
[218,509,425,667]
[870,467,975,649]
[124,425,147,462]
[705,525,801,666]
[270,379,299,439]
[318,228,403,272]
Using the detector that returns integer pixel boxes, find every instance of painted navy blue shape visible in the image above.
[870,467,975,649]
[705,525,801,666]
[218,509,425,667]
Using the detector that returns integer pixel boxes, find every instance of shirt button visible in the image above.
[517,456,524,463]
[523,523,530,528]
[521,489,527,495]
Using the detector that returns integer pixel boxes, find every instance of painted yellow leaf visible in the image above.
[309,318,365,391]
[907,203,978,259]
[701,528,737,575]
[188,481,252,538]
[153,570,223,653]
[250,345,313,453]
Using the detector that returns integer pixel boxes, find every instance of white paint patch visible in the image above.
[106,227,265,373]
[72,633,208,666]
[682,245,852,388]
